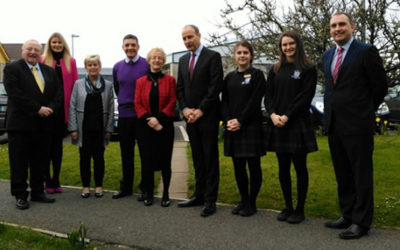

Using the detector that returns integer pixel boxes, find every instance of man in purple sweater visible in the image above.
[112,34,149,199]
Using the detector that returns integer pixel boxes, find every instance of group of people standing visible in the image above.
[3,12,387,240]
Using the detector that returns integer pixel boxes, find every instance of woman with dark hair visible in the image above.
[41,32,78,194]
[264,30,318,223]
[221,40,266,216]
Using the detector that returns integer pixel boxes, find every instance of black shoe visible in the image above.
[112,190,132,199]
[161,194,170,207]
[339,224,369,239]
[81,192,90,198]
[161,199,171,207]
[277,208,293,221]
[144,196,153,206]
[94,192,104,198]
[239,204,257,217]
[232,202,245,215]
[31,194,55,203]
[16,198,29,210]
[178,196,204,207]
[287,211,305,224]
[137,193,146,202]
[325,217,352,229]
[201,202,216,217]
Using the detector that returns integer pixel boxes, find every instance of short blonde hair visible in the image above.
[84,55,101,67]
[147,48,166,63]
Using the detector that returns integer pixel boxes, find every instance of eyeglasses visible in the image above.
[150,56,164,61]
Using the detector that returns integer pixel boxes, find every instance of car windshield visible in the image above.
[0,83,6,96]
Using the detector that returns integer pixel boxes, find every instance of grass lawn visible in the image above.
[0,142,159,194]
[188,134,400,229]
[0,223,95,250]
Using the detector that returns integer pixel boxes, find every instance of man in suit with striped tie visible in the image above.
[322,13,387,239]
[176,25,223,217]
[3,39,62,210]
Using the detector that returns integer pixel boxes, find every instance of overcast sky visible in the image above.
[1,0,242,68]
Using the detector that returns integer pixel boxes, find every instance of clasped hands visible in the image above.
[147,117,163,131]
[226,118,241,132]
[38,106,53,117]
[183,108,203,123]
[270,113,289,128]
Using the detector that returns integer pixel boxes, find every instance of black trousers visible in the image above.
[118,117,142,192]
[141,168,171,197]
[8,131,51,199]
[328,133,374,229]
[45,121,66,188]
[186,119,220,202]
[79,131,105,187]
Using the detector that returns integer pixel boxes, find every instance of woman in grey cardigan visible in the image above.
[68,55,114,198]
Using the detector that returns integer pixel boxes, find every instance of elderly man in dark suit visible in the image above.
[176,24,223,217]
[322,13,387,239]
[3,39,62,210]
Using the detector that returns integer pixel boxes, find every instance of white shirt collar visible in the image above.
[125,54,140,64]
[336,37,354,51]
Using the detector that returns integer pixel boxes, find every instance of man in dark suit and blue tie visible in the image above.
[322,13,387,239]
[3,40,62,210]
[176,25,223,217]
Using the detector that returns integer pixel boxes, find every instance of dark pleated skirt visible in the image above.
[224,123,266,158]
[264,115,318,154]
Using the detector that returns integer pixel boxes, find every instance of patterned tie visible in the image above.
[332,47,343,85]
[189,52,196,79]
[32,66,44,93]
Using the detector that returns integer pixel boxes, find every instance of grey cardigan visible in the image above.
[68,77,114,147]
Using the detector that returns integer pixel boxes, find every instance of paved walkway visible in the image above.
[1,179,400,250]
[157,141,189,199]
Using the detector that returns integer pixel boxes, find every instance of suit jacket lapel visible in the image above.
[181,53,190,83]
[40,64,49,94]
[336,40,358,85]
[192,48,205,80]
[22,60,45,95]
[339,40,357,73]
[325,48,335,85]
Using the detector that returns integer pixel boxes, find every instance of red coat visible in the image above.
[134,73,176,118]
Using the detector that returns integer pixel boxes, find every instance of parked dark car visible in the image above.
[308,85,392,134]
[0,82,7,136]
[386,95,400,124]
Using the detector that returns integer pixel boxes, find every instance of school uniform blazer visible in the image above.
[134,73,177,118]
[323,39,387,135]
[176,47,223,122]
[40,57,79,123]
[3,59,62,132]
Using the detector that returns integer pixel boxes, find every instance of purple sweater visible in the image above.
[112,57,149,117]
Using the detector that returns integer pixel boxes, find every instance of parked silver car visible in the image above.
[0,82,7,136]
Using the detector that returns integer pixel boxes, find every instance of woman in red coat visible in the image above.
[134,48,176,207]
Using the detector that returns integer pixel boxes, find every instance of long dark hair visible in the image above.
[273,30,313,73]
